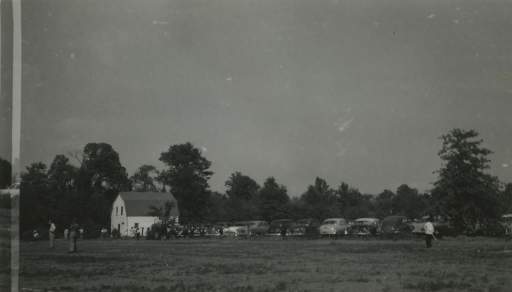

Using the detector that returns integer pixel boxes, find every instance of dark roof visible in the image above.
[118,192,179,217]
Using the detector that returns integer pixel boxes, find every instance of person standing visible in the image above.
[69,219,79,253]
[63,228,69,240]
[424,217,436,248]
[48,219,56,249]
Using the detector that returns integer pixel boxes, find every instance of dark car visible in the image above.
[290,218,321,237]
[380,216,413,238]
[268,219,295,236]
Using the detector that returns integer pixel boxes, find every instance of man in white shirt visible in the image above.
[424,217,436,248]
[49,219,56,248]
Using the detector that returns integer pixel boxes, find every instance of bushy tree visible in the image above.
[224,172,260,220]
[375,189,395,218]
[299,177,338,220]
[392,184,428,219]
[20,162,50,231]
[258,177,290,221]
[432,129,501,234]
[0,157,11,188]
[159,142,213,223]
[131,164,160,192]
[77,143,130,197]
[336,182,371,219]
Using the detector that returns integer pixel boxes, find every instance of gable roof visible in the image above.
[118,192,179,217]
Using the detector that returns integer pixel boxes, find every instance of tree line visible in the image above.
[1,128,510,235]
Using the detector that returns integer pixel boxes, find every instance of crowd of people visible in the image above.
[35,217,439,253]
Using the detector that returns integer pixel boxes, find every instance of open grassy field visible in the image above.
[20,237,512,292]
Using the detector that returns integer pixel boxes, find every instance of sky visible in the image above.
[2,0,511,196]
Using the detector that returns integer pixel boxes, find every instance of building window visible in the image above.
[116,207,118,216]
[121,206,123,216]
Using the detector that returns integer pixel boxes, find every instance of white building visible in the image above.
[111,192,179,237]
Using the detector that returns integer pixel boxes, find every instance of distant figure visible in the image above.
[69,219,79,253]
[32,229,40,241]
[79,228,84,239]
[280,224,287,240]
[63,228,69,240]
[48,219,56,248]
[424,217,436,248]
[100,227,108,239]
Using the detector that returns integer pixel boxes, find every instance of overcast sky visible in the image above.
[3,0,512,195]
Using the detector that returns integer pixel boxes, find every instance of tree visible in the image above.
[392,184,428,219]
[159,142,213,222]
[0,157,11,188]
[131,165,160,192]
[299,177,338,220]
[46,155,79,228]
[335,182,370,219]
[20,162,50,231]
[499,183,512,214]
[224,172,260,220]
[432,128,501,234]
[77,142,130,197]
[375,189,395,218]
[258,177,290,221]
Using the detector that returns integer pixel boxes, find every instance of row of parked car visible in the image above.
[215,215,440,238]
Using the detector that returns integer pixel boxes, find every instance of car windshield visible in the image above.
[323,220,337,225]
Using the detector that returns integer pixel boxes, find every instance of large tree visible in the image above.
[432,128,501,234]
[375,189,395,218]
[258,177,290,221]
[159,142,213,223]
[299,177,338,220]
[392,184,428,220]
[20,162,50,231]
[77,143,130,197]
[131,164,160,192]
[224,172,260,220]
[336,182,371,219]
[0,157,11,189]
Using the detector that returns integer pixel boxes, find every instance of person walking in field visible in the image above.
[48,219,56,249]
[69,219,79,253]
[424,217,436,248]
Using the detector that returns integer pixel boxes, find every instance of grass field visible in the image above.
[20,237,512,292]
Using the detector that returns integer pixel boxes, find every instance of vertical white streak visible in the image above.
[11,0,21,291]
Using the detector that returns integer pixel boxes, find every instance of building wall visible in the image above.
[110,195,128,236]
[126,216,159,237]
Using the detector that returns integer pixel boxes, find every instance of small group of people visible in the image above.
[46,218,81,253]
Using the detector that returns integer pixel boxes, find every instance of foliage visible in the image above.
[392,184,428,219]
[224,172,260,220]
[299,177,338,220]
[130,165,160,192]
[0,157,11,189]
[159,142,213,223]
[432,129,501,234]
[257,177,290,221]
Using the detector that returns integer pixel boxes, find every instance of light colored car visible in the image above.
[319,218,349,237]
[223,222,249,238]
[501,214,512,236]
[349,218,380,236]
[242,220,270,236]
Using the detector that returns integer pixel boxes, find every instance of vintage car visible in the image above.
[380,216,414,237]
[348,218,380,236]
[501,214,512,236]
[240,220,270,236]
[290,218,321,237]
[222,222,250,238]
[319,218,349,237]
[267,219,295,236]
